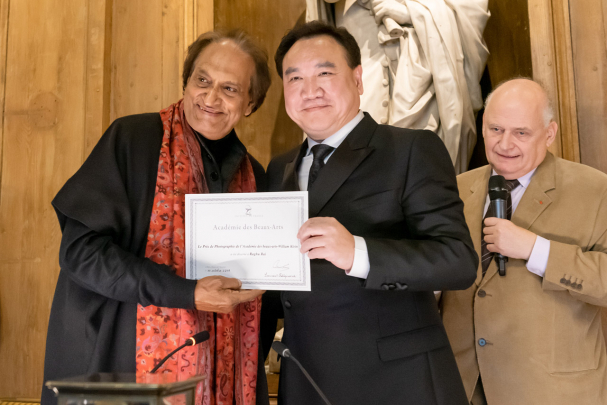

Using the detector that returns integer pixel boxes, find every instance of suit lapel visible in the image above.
[282,141,307,192]
[482,153,556,285]
[308,114,377,217]
[511,153,555,230]
[464,167,491,287]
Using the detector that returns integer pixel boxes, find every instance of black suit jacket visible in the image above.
[263,114,478,405]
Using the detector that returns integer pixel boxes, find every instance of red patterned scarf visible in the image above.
[136,99,261,405]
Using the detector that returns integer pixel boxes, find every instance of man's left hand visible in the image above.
[483,218,537,260]
[297,217,355,271]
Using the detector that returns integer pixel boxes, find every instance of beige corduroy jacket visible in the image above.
[441,153,607,405]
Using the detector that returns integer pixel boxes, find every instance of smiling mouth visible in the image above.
[302,105,329,112]
[197,104,223,115]
[496,152,520,159]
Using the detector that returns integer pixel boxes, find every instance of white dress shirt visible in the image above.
[297,111,371,279]
[483,169,550,277]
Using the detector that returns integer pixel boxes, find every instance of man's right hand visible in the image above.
[194,276,263,313]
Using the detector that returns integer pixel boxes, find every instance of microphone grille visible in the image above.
[488,175,508,200]
[189,331,210,346]
[488,175,506,190]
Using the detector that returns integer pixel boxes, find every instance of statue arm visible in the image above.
[371,0,412,25]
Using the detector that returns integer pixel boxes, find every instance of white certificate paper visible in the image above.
[185,192,310,291]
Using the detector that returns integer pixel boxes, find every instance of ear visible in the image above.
[545,121,558,148]
[244,100,254,117]
[353,65,364,95]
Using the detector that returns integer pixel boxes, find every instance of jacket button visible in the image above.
[477,290,486,298]
[478,338,486,347]
[211,171,219,181]
[381,284,390,290]
[576,284,583,291]
[560,277,567,284]
[570,283,578,289]
[284,301,292,309]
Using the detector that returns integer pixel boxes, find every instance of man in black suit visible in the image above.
[262,22,478,405]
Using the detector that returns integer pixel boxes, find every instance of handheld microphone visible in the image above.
[150,331,210,374]
[488,175,508,276]
[271,341,333,405]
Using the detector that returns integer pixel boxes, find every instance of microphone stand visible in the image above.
[272,341,333,405]
[150,331,210,374]
[287,355,332,405]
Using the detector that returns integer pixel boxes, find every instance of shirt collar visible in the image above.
[491,167,537,189]
[305,110,364,155]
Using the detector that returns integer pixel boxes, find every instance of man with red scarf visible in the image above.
[42,30,270,405]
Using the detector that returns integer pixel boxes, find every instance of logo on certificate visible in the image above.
[237,204,262,218]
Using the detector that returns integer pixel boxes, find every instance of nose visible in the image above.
[204,85,221,106]
[301,77,322,100]
[499,131,515,150]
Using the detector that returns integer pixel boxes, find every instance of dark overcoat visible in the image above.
[43,113,268,405]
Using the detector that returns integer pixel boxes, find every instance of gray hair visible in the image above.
[484,77,555,127]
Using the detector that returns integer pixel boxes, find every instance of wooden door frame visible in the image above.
[528,0,580,162]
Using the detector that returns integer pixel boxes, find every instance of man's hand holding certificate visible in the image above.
[193,275,263,313]
[186,192,311,291]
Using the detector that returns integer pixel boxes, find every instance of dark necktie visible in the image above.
[481,179,520,275]
[307,144,335,189]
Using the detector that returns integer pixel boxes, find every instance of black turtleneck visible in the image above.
[193,129,266,193]
[201,132,233,166]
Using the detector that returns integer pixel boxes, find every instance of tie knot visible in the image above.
[505,179,520,192]
[310,144,335,162]
[307,144,335,188]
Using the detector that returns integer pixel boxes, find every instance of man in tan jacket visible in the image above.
[441,78,607,404]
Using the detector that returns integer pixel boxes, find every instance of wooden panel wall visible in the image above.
[569,0,607,174]
[83,0,113,158]
[528,0,580,161]
[542,0,579,163]
[528,0,563,158]
[0,0,8,182]
[0,0,213,399]
[214,0,307,167]
[110,0,213,121]
[484,0,534,85]
[0,0,105,397]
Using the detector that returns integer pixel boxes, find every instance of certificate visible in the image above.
[185,192,310,291]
